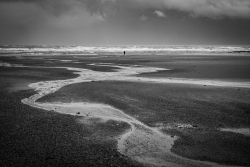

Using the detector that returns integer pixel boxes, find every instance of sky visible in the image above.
[0,0,250,45]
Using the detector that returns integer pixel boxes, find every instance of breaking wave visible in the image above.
[1,45,250,56]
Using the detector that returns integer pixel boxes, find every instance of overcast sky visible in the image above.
[0,0,250,45]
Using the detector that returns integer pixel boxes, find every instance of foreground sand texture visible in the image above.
[21,63,250,167]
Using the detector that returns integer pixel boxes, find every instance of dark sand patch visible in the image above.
[0,91,141,167]
[38,81,250,166]
[0,56,121,72]
[3,77,32,92]
[136,55,250,80]
[0,64,141,167]
[166,128,250,166]
[0,66,79,93]
[37,54,250,81]
[0,66,78,80]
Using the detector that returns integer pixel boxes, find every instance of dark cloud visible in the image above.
[1,0,249,19]
[0,0,73,15]
[0,0,105,45]
[0,0,250,45]
[125,0,250,19]
[0,0,116,17]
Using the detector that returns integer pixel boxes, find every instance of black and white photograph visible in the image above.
[0,0,250,167]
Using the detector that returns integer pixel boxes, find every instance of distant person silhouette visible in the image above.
[124,51,126,55]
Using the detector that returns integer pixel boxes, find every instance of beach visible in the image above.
[0,53,250,166]
[1,0,250,165]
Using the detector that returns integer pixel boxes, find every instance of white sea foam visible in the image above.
[0,61,23,67]
[60,60,73,62]
[220,128,250,136]
[1,45,250,56]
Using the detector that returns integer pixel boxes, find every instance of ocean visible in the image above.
[1,45,250,56]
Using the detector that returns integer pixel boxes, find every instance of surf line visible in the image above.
[21,64,249,167]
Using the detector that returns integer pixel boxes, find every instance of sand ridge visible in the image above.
[20,63,249,167]
[220,128,250,136]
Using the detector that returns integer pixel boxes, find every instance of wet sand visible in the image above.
[0,63,141,167]
[1,55,250,166]
[39,80,250,166]
[132,55,250,80]
[22,62,249,166]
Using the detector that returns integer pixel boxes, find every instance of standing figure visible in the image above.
[124,51,126,55]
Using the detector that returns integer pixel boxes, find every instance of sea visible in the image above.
[0,45,250,56]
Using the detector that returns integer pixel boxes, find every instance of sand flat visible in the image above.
[20,62,249,167]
